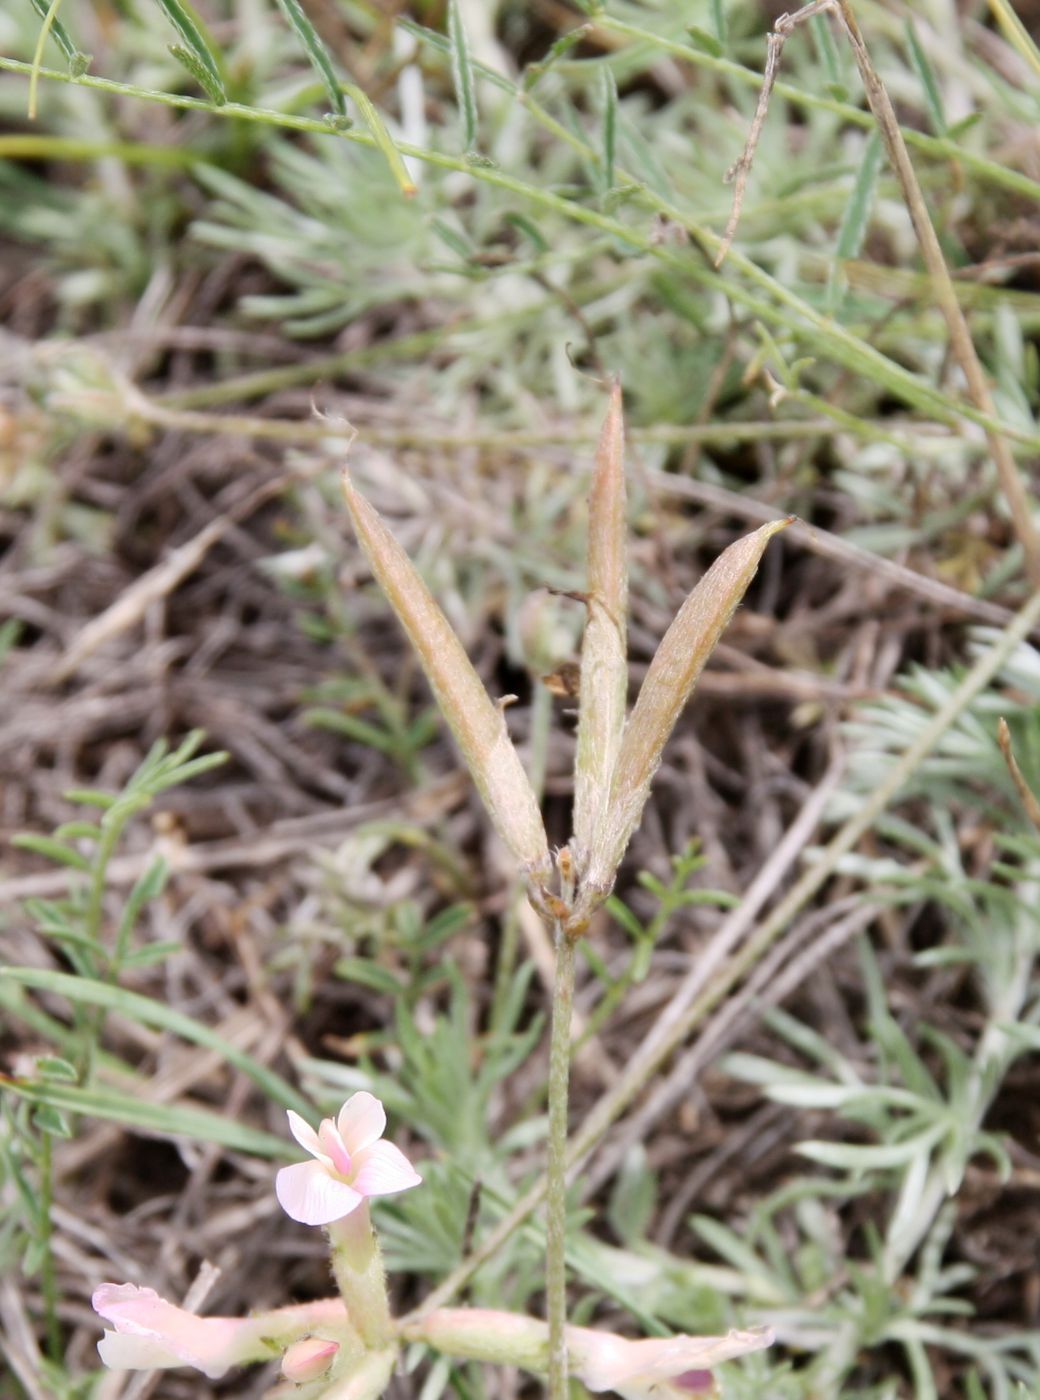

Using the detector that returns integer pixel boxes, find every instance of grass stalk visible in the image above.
[37,1128,61,1362]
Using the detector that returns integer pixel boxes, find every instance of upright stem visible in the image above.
[545,923,576,1400]
[326,1204,393,1350]
[38,1129,61,1362]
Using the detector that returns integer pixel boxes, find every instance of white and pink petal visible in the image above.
[336,1092,386,1155]
[350,1139,423,1198]
[276,1160,364,1225]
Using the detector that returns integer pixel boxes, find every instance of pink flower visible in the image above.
[93,1284,350,1379]
[572,1325,774,1399]
[275,1092,422,1226]
[405,1309,773,1398]
[93,1283,266,1379]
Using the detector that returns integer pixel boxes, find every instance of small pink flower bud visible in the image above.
[281,1337,339,1382]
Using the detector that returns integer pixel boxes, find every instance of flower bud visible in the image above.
[281,1337,339,1383]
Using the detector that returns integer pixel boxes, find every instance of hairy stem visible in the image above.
[545,924,576,1399]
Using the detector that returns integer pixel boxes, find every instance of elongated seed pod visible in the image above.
[572,382,628,874]
[580,517,791,907]
[343,473,552,883]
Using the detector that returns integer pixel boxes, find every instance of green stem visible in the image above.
[76,815,127,1084]
[38,1129,61,1362]
[491,682,553,1034]
[326,1205,393,1350]
[545,924,576,1400]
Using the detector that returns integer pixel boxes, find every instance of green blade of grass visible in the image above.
[25,0,85,67]
[904,19,947,136]
[0,1075,291,1156]
[153,0,225,102]
[600,61,617,193]
[344,81,416,197]
[169,44,226,104]
[447,0,478,152]
[1,967,312,1116]
[272,0,345,116]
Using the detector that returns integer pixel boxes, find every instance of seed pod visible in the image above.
[343,473,552,883]
[580,517,791,904]
[573,382,628,874]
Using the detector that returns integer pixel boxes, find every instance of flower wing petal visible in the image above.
[351,1140,422,1198]
[98,1330,182,1371]
[286,1110,326,1161]
[336,1092,386,1153]
[580,1329,774,1390]
[276,1160,363,1225]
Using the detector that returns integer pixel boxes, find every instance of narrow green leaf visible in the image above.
[32,1105,72,1137]
[523,24,592,88]
[149,750,227,792]
[904,20,947,136]
[116,855,169,962]
[797,1131,944,1170]
[11,834,90,872]
[35,1056,77,1081]
[685,25,723,58]
[153,0,225,101]
[54,821,101,841]
[342,82,416,196]
[272,0,345,115]
[63,787,118,810]
[25,0,85,67]
[709,0,727,48]
[168,43,226,104]
[503,212,549,253]
[1,968,311,1117]
[448,0,478,151]
[334,958,405,995]
[1,1076,290,1157]
[120,940,184,968]
[600,61,617,193]
[810,11,843,88]
[835,130,883,263]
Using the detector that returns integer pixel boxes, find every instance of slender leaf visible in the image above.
[709,0,727,48]
[0,968,311,1116]
[168,44,226,104]
[836,130,883,262]
[600,62,617,193]
[272,0,345,116]
[0,1076,291,1157]
[153,0,225,101]
[11,834,90,872]
[448,0,478,151]
[904,19,947,136]
[343,82,416,196]
[25,0,85,67]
